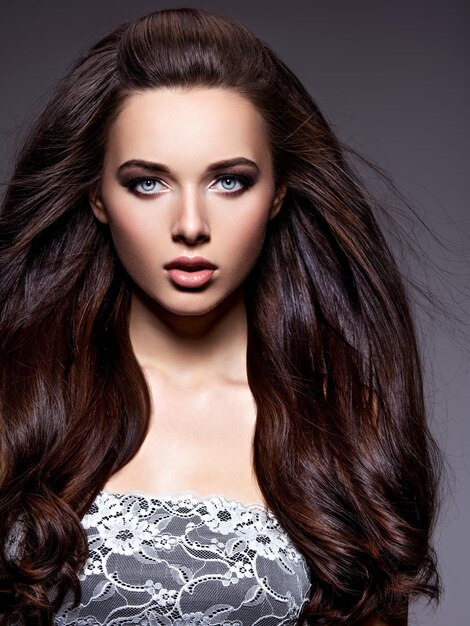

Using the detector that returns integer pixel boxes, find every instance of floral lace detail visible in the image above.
[53,490,312,625]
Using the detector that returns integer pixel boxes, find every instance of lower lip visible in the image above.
[166,268,216,287]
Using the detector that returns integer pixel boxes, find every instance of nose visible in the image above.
[171,187,210,245]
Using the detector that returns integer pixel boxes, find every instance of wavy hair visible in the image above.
[0,7,442,625]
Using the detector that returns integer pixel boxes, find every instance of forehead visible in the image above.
[105,86,272,168]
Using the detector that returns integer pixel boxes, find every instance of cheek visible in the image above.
[106,212,161,274]
[220,209,270,272]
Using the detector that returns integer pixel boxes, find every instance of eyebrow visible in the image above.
[117,157,260,175]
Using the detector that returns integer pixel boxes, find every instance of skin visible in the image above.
[89,86,286,506]
[89,86,405,626]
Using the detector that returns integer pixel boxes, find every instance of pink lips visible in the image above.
[164,255,217,288]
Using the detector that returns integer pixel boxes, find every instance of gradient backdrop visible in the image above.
[0,2,468,624]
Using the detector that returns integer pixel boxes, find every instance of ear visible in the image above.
[88,186,109,224]
[268,181,287,220]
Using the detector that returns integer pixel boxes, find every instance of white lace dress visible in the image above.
[50,490,312,625]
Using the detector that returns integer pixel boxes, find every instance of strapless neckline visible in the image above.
[51,486,312,626]
[97,488,271,515]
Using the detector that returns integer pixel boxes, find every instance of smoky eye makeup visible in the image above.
[117,168,259,198]
[119,176,167,196]
[210,170,258,194]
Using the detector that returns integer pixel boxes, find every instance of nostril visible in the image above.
[173,234,210,246]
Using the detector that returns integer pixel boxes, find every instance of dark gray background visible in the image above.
[1,2,468,624]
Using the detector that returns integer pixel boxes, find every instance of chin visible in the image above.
[132,279,244,319]
[163,298,226,318]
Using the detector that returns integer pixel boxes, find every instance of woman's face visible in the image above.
[90,86,286,317]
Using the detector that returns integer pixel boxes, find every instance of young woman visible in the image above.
[0,7,442,626]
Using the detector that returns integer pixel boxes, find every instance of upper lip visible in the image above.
[164,255,217,271]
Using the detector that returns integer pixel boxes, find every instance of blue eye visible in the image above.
[215,176,242,192]
[122,172,255,198]
[133,178,164,195]
[213,173,254,195]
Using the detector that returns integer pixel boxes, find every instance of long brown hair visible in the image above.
[0,7,442,625]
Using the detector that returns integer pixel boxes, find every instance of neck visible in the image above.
[128,283,249,387]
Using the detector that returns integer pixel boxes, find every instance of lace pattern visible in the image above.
[52,490,312,625]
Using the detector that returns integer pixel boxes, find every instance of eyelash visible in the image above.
[122,172,256,198]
